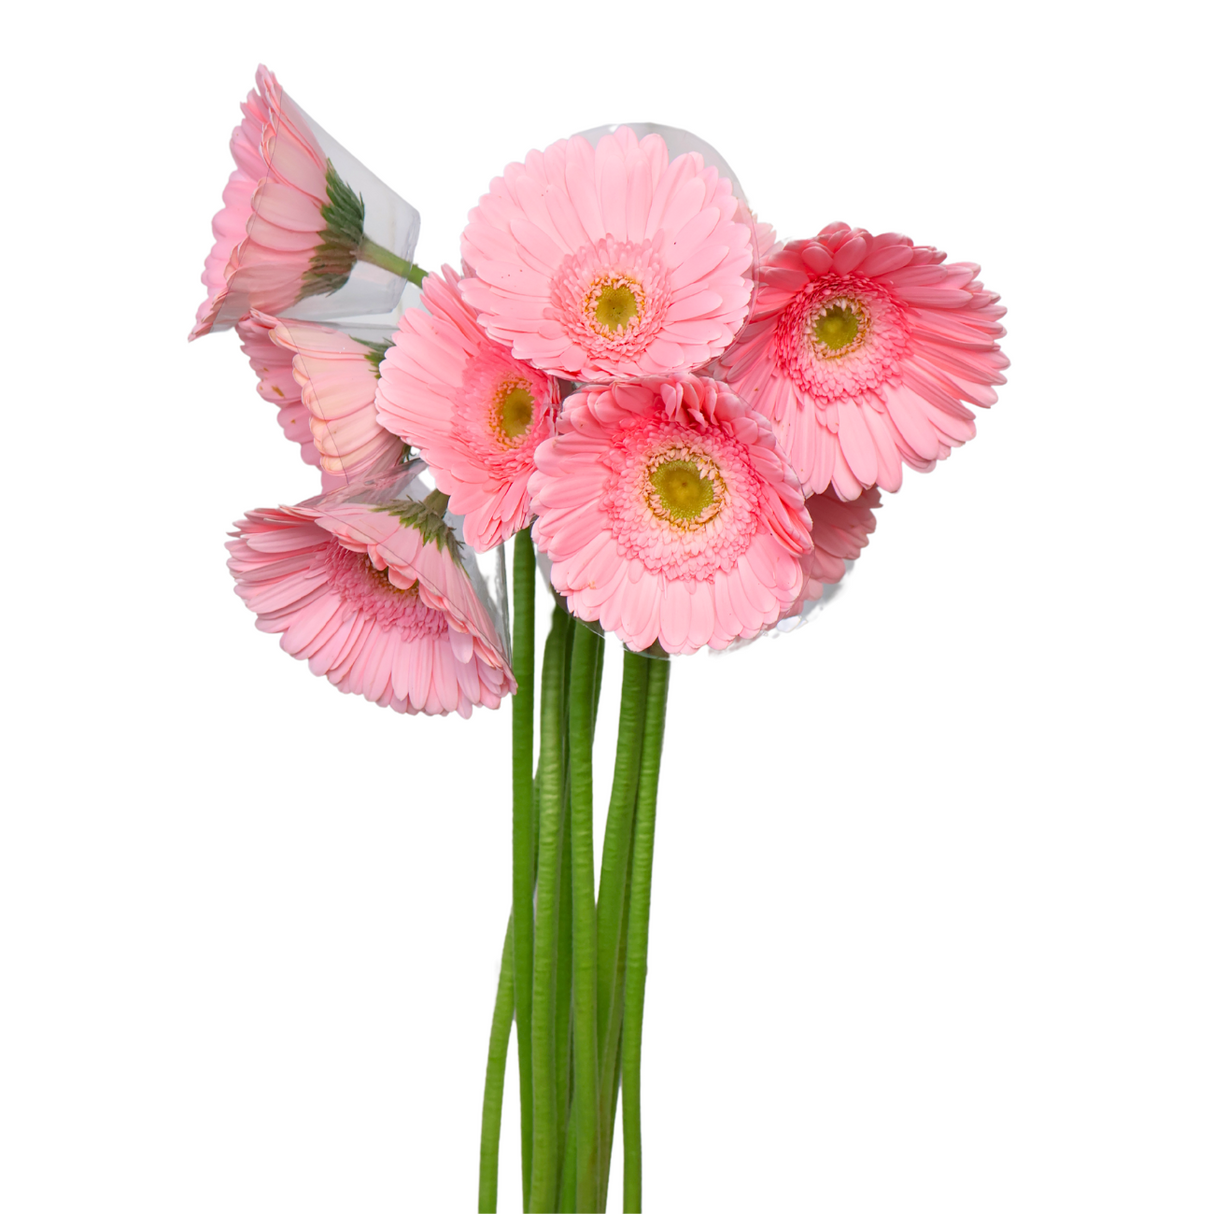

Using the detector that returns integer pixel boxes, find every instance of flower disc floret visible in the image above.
[377,267,560,552]
[548,238,673,369]
[773,275,911,402]
[529,375,812,655]
[602,418,761,584]
[460,127,756,380]
[721,222,1008,499]
[319,543,445,637]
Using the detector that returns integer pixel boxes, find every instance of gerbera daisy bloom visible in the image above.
[460,127,755,381]
[742,207,778,259]
[720,223,1008,499]
[528,375,812,655]
[237,311,331,483]
[228,474,515,716]
[786,487,881,619]
[375,267,561,552]
[190,65,421,340]
[245,310,406,486]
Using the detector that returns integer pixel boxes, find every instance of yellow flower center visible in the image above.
[496,383,535,440]
[586,274,645,339]
[596,284,639,332]
[649,459,716,523]
[368,559,415,595]
[810,298,867,357]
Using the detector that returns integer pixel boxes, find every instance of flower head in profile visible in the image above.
[237,311,331,482]
[238,312,405,490]
[376,267,560,552]
[721,223,1008,499]
[460,127,755,381]
[786,487,881,618]
[191,66,418,340]
[249,310,405,484]
[529,375,812,654]
[228,475,514,716]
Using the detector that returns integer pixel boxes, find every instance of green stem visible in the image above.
[531,608,570,1213]
[590,629,606,736]
[621,659,671,1214]
[570,626,604,1211]
[558,1115,577,1212]
[595,652,651,1208]
[478,919,515,1213]
[554,614,578,1197]
[554,766,573,1192]
[511,530,536,1209]
[356,236,427,286]
[603,895,629,1212]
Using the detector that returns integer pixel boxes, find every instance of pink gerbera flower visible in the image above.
[237,311,331,482]
[720,223,1008,499]
[190,66,420,340]
[786,487,881,618]
[246,310,406,485]
[228,474,514,716]
[460,127,755,381]
[375,267,560,552]
[529,375,812,655]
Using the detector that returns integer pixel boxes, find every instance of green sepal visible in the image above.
[353,336,411,460]
[297,161,366,302]
[354,335,394,378]
[373,489,459,558]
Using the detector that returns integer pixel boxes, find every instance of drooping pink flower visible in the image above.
[375,267,560,552]
[237,313,404,491]
[720,223,1008,499]
[191,66,418,340]
[228,476,514,716]
[255,310,405,483]
[237,311,330,481]
[529,375,812,655]
[460,127,755,381]
[786,487,881,618]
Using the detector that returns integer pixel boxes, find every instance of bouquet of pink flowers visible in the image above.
[191,66,1008,1213]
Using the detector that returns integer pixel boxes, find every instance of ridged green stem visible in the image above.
[530,608,570,1212]
[355,236,427,285]
[595,652,651,1208]
[569,626,604,1210]
[478,919,515,1212]
[590,630,605,734]
[554,767,573,1194]
[554,616,577,1190]
[558,1117,577,1212]
[511,530,536,1208]
[602,896,629,1211]
[621,660,671,1214]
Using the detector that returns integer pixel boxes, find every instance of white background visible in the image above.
[2,2,1210,1210]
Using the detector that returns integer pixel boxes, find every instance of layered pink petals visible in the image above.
[787,487,880,617]
[529,375,812,654]
[376,268,560,551]
[721,223,1008,499]
[460,127,755,381]
[237,312,329,481]
[255,311,405,484]
[190,66,330,339]
[228,486,515,716]
[238,312,404,491]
